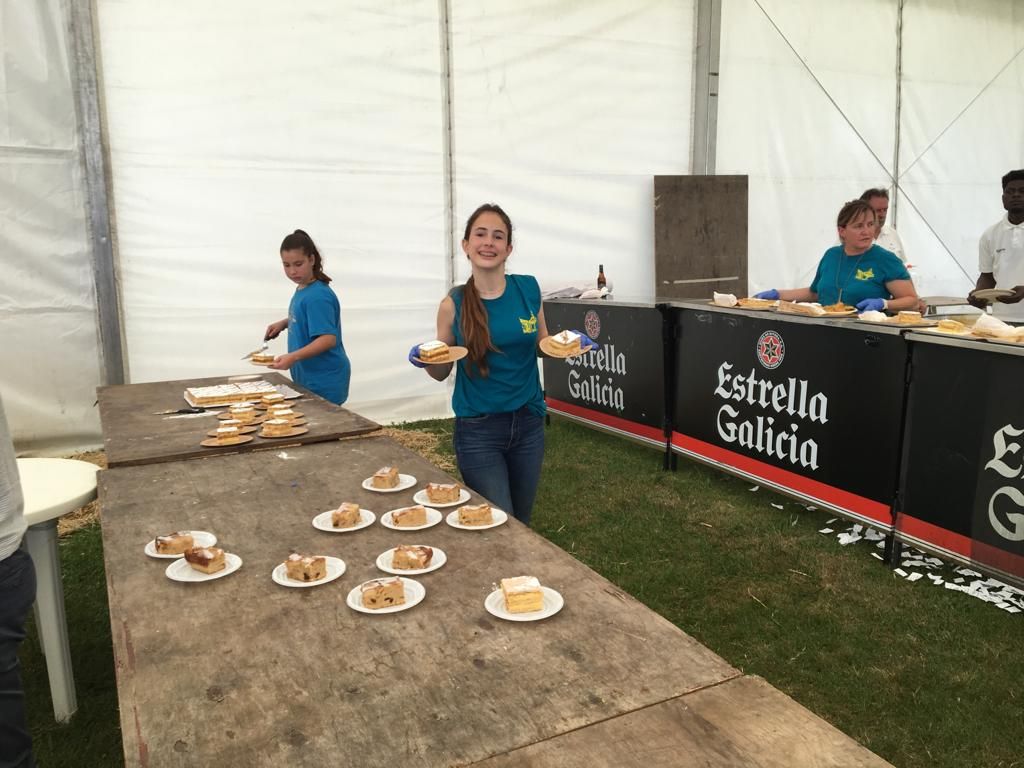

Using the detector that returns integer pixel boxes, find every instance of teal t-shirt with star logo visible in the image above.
[450,274,544,418]
[810,244,910,306]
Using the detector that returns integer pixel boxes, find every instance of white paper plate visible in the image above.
[412,487,471,508]
[346,577,425,614]
[361,473,416,493]
[484,586,564,622]
[375,546,447,576]
[312,508,376,532]
[972,288,1013,301]
[165,553,242,583]
[380,506,442,531]
[271,556,346,588]
[445,507,509,531]
[145,530,217,559]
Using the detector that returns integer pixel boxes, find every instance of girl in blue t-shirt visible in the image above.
[409,205,553,524]
[264,230,351,405]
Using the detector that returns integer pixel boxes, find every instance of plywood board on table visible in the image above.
[99,435,738,767]
[97,372,378,467]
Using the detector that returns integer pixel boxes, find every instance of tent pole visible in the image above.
[439,0,456,290]
[691,0,722,174]
[65,0,126,386]
[892,0,904,227]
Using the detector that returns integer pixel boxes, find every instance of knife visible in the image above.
[152,407,209,415]
[241,340,270,360]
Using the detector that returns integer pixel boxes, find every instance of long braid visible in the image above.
[461,275,499,377]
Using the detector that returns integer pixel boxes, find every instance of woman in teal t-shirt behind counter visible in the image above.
[264,230,351,405]
[755,199,921,312]
[409,203,595,526]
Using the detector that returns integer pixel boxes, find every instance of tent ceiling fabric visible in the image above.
[4,0,1024,452]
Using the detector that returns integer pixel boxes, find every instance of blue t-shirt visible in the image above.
[287,280,350,405]
[450,274,545,418]
[810,244,910,306]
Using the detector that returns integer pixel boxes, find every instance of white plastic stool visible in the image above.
[16,457,99,723]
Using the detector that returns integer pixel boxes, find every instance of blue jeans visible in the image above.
[453,407,545,526]
[0,545,36,768]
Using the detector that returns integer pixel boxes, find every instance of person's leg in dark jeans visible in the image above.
[0,546,37,768]
[505,408,545,527]
[453,413,514,516]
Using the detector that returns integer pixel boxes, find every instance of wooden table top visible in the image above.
[473,674,893,767]
[99,435,739,767]
[97,373,379,467]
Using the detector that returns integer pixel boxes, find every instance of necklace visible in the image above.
[834,249,867,305]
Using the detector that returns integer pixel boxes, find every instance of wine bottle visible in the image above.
[597,264,607,290]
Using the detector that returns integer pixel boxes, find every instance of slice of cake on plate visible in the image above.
[261,392,286,407]
[332,502,362,528]
[417,340,449,363]
[549,330,581,355]
[500,576,544,613]
[391,506,427,527]
[228,405,256,423]
[261,418,292,437]
[897,310,922,324]
[371,466,400,488]
[154,531,194,555]
[361,577,405,609]
[250,352,274,364]
[391,545,433,570]
[426,482,460,504]
[458,503,493,526]
[215,426,240,444]
[268,408,296,422]
[184,546,226,574]
[284,553,327,582]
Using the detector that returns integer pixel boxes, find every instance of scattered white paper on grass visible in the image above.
[871,552,884,560]
[837,532,862,546]
[770,503,784,510]
[907,572,924,582]
[819,528,834,534]
[748,486,760,492]
[894,568,908,576]
[826,518,838,524]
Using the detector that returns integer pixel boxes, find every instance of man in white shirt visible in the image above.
[860,187,907,263]
[969,169,1024,322]
[0,394,36,767]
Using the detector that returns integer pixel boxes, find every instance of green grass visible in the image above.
[22,418,1023,767]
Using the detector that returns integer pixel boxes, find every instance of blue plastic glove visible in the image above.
[570,330,600,352]
[754,289,780,300]
[408,344,428,368]
[856,298,886,312]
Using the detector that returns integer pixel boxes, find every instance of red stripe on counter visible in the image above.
[546,398,665,443]
[671,431,893,526]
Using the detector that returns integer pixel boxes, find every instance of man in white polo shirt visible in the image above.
[969,169,1024,321]
[860,187,907,263]
[0,394,36,767]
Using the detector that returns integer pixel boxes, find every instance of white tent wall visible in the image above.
[448,1,695,298]
[717,0,900,293]
[0,0,103,454]
[896,0,1024,298]
[94,0,452,427]
[7,1,1024,453]
[718,0,1024,298]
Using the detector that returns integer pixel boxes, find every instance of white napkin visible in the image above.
[858,310,887,322]
[973,313,1016,338]
[713,292,738,307]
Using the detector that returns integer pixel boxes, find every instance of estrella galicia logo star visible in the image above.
[756,330,785,369]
